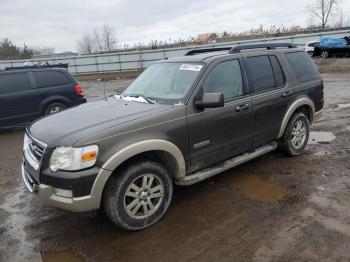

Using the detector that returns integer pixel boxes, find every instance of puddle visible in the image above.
[216,172,289,203]
[308,132,336,145]
[337,103,350,109]
[41,251,84,262]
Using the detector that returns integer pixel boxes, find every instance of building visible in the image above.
[197,33,217,44]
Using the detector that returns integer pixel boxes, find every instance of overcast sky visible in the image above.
[1,0,349,52]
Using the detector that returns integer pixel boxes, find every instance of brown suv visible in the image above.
[22,43,324,230]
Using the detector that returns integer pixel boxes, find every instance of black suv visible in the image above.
[22,43,324,231]
[0,67,86,129]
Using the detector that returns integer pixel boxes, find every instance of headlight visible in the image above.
[49,145,98,172]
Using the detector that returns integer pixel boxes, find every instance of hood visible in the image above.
[29,98,171,147]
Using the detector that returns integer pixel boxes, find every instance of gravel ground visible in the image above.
[0,73,350,262]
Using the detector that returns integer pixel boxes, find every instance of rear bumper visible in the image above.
[22,163,100,212]
[74,97,87,105]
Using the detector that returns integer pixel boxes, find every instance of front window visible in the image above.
[122,62,204,105]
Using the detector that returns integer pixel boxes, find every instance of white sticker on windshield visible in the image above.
[179,64,203,71]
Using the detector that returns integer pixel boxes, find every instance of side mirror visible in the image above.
[194,92,224,109]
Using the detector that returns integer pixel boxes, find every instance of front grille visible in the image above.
[24,131,47,167]
[28,138,45,162]
[22,163,39,193]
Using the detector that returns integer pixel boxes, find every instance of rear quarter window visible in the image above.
[285,52,320,83]
[33,71,69,88]
[0,73,31,94]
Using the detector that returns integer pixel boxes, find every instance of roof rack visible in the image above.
[228,43,296,53]
[4,63,69,71]
[184,43,296,56]
[185,47,232,56]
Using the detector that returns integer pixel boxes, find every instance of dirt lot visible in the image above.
[0,73,350,262]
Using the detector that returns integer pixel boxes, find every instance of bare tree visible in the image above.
[77,33,94,55]
[93,27,104,53]
[77,25,117,54]
[334,0,348,27]
[0,38,33,60]
[101,24,116,52]
[308,0,337,29]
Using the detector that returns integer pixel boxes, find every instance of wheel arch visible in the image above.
[90,139,186,202]
[40,96,70,114]
[277,97,315,139]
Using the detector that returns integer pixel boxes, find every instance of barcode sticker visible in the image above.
[179,64,203,71]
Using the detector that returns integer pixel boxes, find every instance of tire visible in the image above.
[280,112,310,156]
[44,102,67,115]
[103,160,173,231]
[321,50,331,58]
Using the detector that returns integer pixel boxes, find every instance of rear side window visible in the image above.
[33,71,69,88]
[285,52,320,82]
[0,73,31,94]
[246,56,275,93]
[203,59,243,102]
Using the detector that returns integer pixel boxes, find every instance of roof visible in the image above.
[163,51,230,63]
[160,43,301,64]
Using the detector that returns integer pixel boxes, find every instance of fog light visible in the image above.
[54,188,73,198]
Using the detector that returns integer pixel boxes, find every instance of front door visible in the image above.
[186,58,253,173]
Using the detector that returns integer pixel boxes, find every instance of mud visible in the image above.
[0,73,350,261]
[215,172,289,203]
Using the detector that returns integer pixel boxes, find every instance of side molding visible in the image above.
[277,97,315,138]
[90,139,186,202]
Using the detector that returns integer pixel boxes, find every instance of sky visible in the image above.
[1,0,349,52]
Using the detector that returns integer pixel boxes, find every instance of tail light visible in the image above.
[75,84,84,96]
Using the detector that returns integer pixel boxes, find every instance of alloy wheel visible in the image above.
[124,174,164,219]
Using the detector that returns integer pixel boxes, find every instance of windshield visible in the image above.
[122,62,204,105]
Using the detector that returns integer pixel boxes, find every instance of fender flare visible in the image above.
[277,97,315,138]
[90,139,186,201]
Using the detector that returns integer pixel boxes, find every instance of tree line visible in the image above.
[77,0,347,55]
[0,38,33,60]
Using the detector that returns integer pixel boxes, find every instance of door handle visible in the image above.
[282,91,292,98]
[235,104,249,112]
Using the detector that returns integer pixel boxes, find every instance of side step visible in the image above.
[176,142,278,186]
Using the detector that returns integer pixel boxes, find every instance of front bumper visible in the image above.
[22,163,100,212]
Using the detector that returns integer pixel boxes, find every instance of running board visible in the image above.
[176,142,278,186]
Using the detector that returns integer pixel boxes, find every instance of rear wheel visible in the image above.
[321,50,331,58]
[280,112,310,156]
[44,102,67,115]
[103,160,173,231]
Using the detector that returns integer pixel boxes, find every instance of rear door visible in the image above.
[187,58,253,173]
[0,71,41,127]
[244,54,293,147]
[32,70,74,106]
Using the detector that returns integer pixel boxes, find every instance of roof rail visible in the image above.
[185,47,232,56]
[4,63,69,71]
[229,43,296,53]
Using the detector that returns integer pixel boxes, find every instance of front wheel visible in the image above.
[103,160,173,231]
[280,112,310,156]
